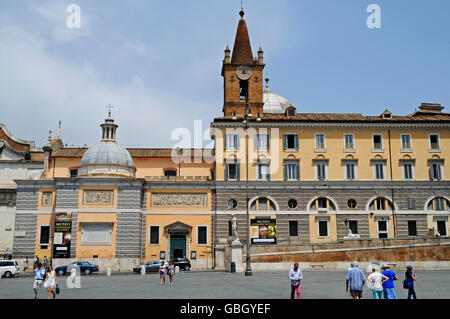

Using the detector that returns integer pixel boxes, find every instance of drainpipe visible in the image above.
[387,129,397,238]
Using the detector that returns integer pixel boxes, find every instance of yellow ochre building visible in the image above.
[11,9,449,271]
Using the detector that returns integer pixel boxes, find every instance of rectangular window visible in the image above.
[435,198,445,211]
[39,225,51,245]
[289,221,298,237]
[283,134,299,150]
[429,134,440,151]
[225,133,239,151]
[345,162,356,180]
[70,169,78,178]
[430,162,443,180]
[372,134,383,151]
[377,219,388,238]
[316,161,327,180]
[348,221,358,234]
[403,162,414,180]
[255,133,269,151]
[401,134,412,151]
[284,161,300,181]
[257,162,270,181]
[408,221,417,236]
[318,198,327,210]
[374,162,385,180]
[376,198,386,210]
[437,221,447,236]
[149,226,160,244]
[344,134,355,151]
[318,220,329,237]
[197,226,207,245]
[225,162,240,180]
[315,134,326,151]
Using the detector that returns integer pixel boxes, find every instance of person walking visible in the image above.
[43,256,49,269]
[23,257,29,272]
[33,263,45,299]
[346,261,366,299]
[288,263,303,299]
[159,261,166,285]
[44,266,58,299]
[381,264,398,299]
[404,265,418,299]
[367,266,389,299]
[33,255,39,269]
[168,261,175,285]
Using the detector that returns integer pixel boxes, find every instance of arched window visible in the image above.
[309,197,336,211]
[368,197,394,211]
[164,169,177,178]
[427,197,449,211]
[250,197,277,211]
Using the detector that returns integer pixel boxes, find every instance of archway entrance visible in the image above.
[165,221,191,260]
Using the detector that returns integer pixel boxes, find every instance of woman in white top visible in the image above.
[44,266,58,299]
[159,261,166,285]
[367,266,388,299]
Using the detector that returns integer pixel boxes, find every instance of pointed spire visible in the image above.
[231,9,253,64]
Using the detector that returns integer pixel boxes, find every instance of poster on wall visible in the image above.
[250,218,277,244]
[53,212,72,258]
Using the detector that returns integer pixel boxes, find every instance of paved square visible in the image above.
[1,270,449,299]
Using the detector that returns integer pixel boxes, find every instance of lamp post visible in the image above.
[243,93,253,277]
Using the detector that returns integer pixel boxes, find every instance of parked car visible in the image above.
[133,260,168,274]
[170,257,191,271]
[55,261,99,275]
[0,260,20,278]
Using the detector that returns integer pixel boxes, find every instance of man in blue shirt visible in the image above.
[288,263,303,299]
[33,263,45,299]
[346,261,366,299]
[381,264,398,299]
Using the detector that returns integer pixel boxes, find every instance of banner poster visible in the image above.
[250,217,277,244]
[53,212,72,258]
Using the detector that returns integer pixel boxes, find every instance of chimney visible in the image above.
[418,103,444,113]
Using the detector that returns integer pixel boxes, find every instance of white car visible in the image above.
[0,260,20,278]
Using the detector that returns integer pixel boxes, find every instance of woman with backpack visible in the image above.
[404,265,418,299]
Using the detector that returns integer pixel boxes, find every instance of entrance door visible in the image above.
[170,235,186,259]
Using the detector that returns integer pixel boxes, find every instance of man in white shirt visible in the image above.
[288,263,303,299]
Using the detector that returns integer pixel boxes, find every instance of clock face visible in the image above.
[236,65,252,81]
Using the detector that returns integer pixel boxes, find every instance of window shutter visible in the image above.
[295,135,299,150]
[237,162,240,181]
[284,163,287,181]
[296,162,300,180]
[283,135,287,149]
[254,134,258,150]
[225,164,228,180]
[224,134,227,149]
[235,134,239,150]
[266,134,270,149]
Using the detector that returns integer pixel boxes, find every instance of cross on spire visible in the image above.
[106,104,114,117]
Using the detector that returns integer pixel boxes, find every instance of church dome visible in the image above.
[79,111,135,178]
[263,78,294,114]
[80,141,134,167]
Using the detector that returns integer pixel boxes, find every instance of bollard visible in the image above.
[141,266,146,275]
[175,266,179,274]
[106,267,111,277]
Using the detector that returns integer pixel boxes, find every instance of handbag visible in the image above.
[55,285,60,294]
[43,281,48,288]
[402,279,408,289]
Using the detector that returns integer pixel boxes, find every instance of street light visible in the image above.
[243,90,253,277]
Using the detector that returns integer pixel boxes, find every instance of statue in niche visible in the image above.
[231,214,239,242]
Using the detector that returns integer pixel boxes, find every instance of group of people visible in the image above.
[24,255,50,272]
[289,261,418,299]
[33,262,59,299]
[159,261,175,285]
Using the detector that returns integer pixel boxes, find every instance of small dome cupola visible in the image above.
[101,106,119,141]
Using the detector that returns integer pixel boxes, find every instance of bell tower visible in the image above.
[221,9,265,117]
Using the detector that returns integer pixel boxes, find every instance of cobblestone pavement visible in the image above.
[1,270,449,299]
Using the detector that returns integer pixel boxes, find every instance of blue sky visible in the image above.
[0,0,449,148]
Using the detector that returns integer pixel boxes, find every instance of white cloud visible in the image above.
[0,21,205,148]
